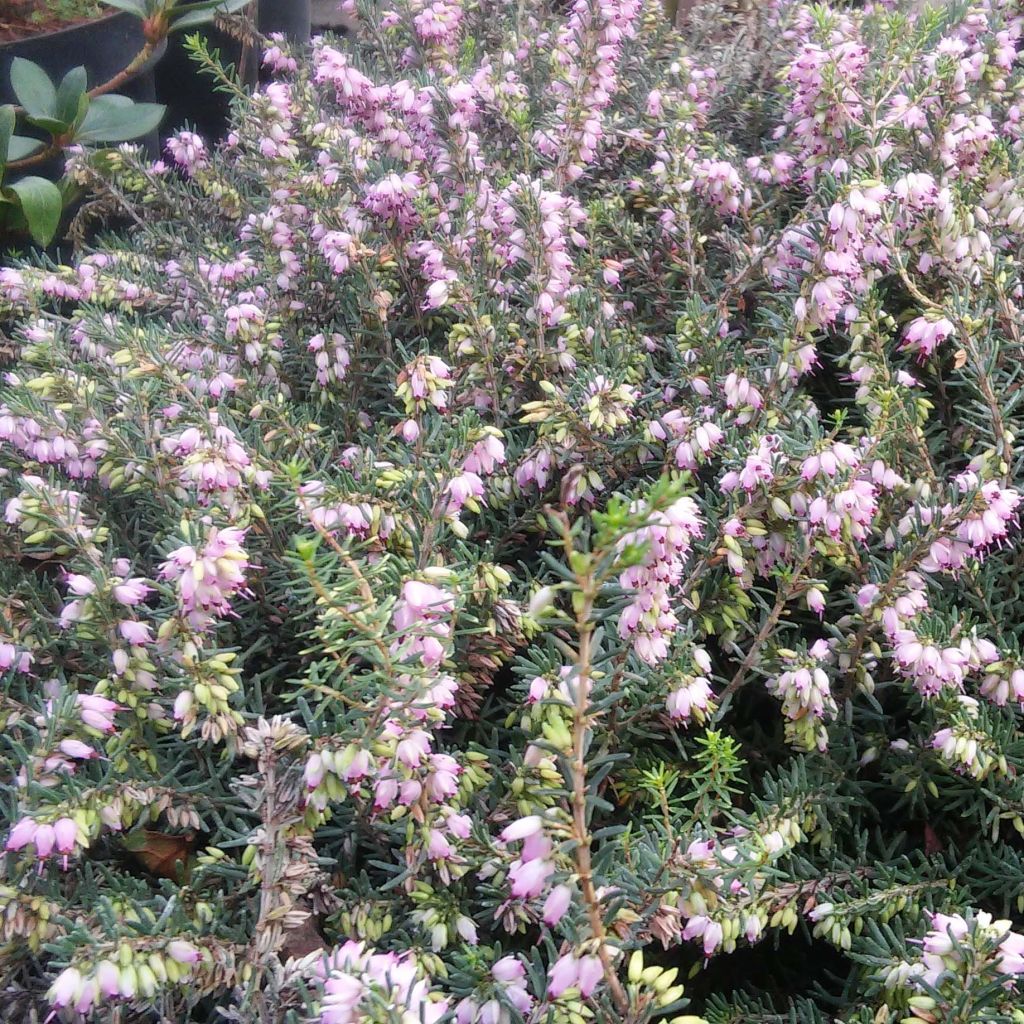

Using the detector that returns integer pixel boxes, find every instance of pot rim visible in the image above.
[0,9,136,51]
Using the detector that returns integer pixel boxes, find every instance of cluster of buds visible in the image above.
[396,354,454,418]
[883,911,1024,999]
[677,818,806,958]
[0,882,56,949]
[809,888,913,952]
[166,643,244,743]
[408,881,478,950]
[765,640,838,752]
[159,524,249,629]
[334,899,395,946]
[5,475,107,551]
[161,413,268,514]
[581,376,637,435]
[48,940,203,1015]
[625,950,704,1023]
[308,332,351,393]
[931,696,1004,780]
[616,495,704,665]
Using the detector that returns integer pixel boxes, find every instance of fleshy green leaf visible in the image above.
[8,58,57,119]
[100,0,149,14]
[169,0,252,32]
[55,67,89,127]
[8,136,44,161]
[7,175,63,246]
[0,105,14,166]
[24,115,71,136]
[75,95,165,143]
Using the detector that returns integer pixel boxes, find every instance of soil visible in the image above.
[0,0,102,43]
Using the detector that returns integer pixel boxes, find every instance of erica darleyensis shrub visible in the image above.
[3,0,1024,1021]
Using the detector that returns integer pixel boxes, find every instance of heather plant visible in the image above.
[2,1,1024,1022]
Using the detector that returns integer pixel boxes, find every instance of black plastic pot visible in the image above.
[154,27,248,144]
[0,12,163,104]
[156,0,317,145]
[0,12,165,158]
[259,0,312,43]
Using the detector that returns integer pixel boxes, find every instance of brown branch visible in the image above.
[557,513,630,1015]
[718,548,814,707]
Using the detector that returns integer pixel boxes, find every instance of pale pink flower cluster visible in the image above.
[890,629,975,698]
[6,815,78,869]
[932,719,996,780]
[765,639,837,752]
[5,475,99,545]
[297,482,394,540]
[308,332,351,389]
[23,731,98,786]
[165,130,208,173]
[59,569,155,669]
[676,831,785,958]
[409,239,458,310]
[508,180,587,327]
[397,354,453,416]
[648,412,724,471]
[901,315,956,361]
[446,430,505,518]
[889,473,1023,576]
[303,581,469,882]
[666,647,715,724]
[0,637,33,673]
[745,152,798,186]
[363,172,424,233]
[48,942,201,1015]
[781,39,869,176]
[413,1,463,48]
[315,942,446,1024]
[722,372,764,425]
[617,496,704,664]
[257,82,299,162]
[800,442,860,481]
[526,665,577,706]
[313,46,442,167]
[876,570,1006,707]
[796,476,879,543]
[720,435,779,494]
[535,0,641,183]
[499,815,557,904]
[547,950,606,999]
[159,527,249,628]
[683,158,751,216]
[979,660,1024,708]
[262,35,298,75]
[0,407,108,479]
[391,580,454,667]
[454,956,533,1024]
[318,229,360,276]
[891,912,1024,992]
[77,692,119,734]
[162,415,268,513]
[513,445,554,492]
[777,182,892,330]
